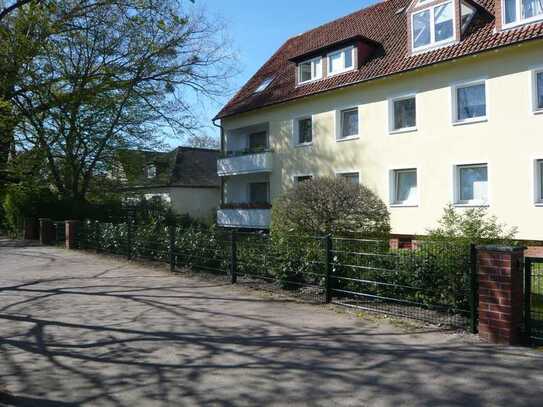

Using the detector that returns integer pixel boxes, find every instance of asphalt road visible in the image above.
[1,239,542,407]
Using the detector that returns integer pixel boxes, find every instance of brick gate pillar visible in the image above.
[65,220,80,250]
[39,218,54,245]
[477,245,526,345]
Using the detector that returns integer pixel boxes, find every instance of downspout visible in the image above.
[212,118,225,206]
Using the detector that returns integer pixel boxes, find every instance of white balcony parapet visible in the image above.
[217,151,273,176]
[217,209,271,229]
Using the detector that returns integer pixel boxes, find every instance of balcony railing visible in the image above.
[217,207,271,229]
[217,150,273,176]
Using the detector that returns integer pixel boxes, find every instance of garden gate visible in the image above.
[525,257,543,344]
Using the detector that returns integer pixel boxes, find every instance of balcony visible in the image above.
[217,150,273,177]
[217,204,272,229]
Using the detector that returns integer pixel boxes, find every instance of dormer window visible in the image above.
[412,1,455,52]
[503,0,543,28]
[298,57,322,84]
[327,46,355,76]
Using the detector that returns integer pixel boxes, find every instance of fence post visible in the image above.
[230,230,237,284]
[477,245,526,345]
[169,223,176,272]
[525,257,532,345]
[65,220,80,250]
[469,243,478,334]
[325,235,333,303]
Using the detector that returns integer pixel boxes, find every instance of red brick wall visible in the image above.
[477,246,525,345]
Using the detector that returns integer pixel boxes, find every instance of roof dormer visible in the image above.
[290,36,376,86]
[496,0,543,31]
[407,0,476,55]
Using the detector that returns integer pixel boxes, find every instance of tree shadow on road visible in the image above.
[0,265,542,406]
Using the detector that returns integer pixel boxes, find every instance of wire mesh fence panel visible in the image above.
[76,221,130,256]
[173,226,231,275]
[235,232,326,303]
[329,238,473,328]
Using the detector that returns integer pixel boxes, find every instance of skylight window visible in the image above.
[412,1,455,52]
[254,77,273,93]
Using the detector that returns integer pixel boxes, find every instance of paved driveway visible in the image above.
[0,239,542,407]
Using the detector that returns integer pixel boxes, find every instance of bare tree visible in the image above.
[184,133,219,149]
[10,0,235,201]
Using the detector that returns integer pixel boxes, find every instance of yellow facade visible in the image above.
[221,40,543,240]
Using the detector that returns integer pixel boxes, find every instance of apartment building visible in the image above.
[214,0,543,240]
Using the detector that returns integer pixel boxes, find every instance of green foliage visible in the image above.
[331,239,472,312]
[426,204,518,244]
[271,177,390,237]
[1,182,125,235]
[270,177,390,287]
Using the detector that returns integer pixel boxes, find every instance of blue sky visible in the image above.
[182,0,378,145]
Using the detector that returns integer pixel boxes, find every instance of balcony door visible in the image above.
[248,182,269,204]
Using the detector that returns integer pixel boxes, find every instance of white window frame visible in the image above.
[146,164,157,179]
[533,68,543,114]
[298,57,323,85]
[336,170,361,185]
[327,46,356,77]
[453,163,489,206]
[293,115,314,147]
[535,159,543,205]
[502,0,543,30]
[411,1,457,53]
[389,168,419,207]
[293,174,314,184]
[335,106,361,141]
[451,79,488,125]
[388,94,418,134]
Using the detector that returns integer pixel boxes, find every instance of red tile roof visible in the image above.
[216,0,543,120]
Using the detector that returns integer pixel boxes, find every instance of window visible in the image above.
[146,165,157,179]
[453,82,487,123]
[461,2,477,30]
[535,70,543,112]
[412,1,454,51]
[503,0,543,27]
[327,47,355,76]
[249,182,269,204]
[339,172,360,185]
[254,77,273,93]
[295,175,313,183]
[392,169,418,205]
[248,131,267,151]
[339,108,359,139]
[296,117,313,145]
[298,57,322,84]
[390,96,417,132]
[456,164,488,205]
[536,160,543,204]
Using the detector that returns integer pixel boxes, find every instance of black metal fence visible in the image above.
[74,218,477,329]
